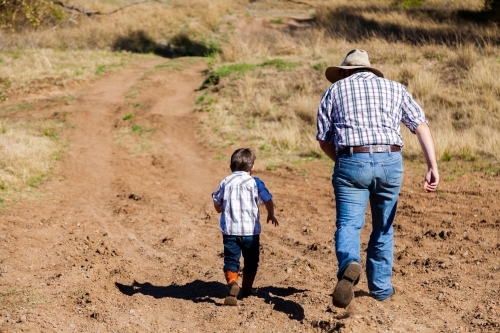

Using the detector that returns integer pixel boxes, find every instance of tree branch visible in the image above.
[53,0,156,17]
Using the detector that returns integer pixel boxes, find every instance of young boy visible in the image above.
[212,148,279,306]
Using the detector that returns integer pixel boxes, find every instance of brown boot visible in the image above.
[224,271,239,306]
[240,271,256,298]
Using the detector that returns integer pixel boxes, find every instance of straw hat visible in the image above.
[325,49,384,83]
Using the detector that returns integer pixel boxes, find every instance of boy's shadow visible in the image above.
[115,280,306,320]
[254,286,306,320]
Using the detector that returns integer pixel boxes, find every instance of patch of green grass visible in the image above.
[266,165,278,171]
[43,128,58,138]
[450,164,466,176]
[0,288,49,310]
[202,38,222,57]
[130,124,156,135]
[27,174,46,188]
[270,18,283,24]
[0,77,11,89]
[260,59,298,71]
[200,63,257,89]
[458,146,477,161]
[392,0,426,9]
[441,151,453,161]
[443,176,454,182]
[216,63,257,78]
[259,144,271,152]
[128,102,143,109]
[126,90,139,99]
[95,61,125,75]
[195,93,215,112]
[312,62,328,71]
[123,113,135,121]
[300,150,322,159]
[0,102,32,115]
[95,65,107,75]
[151,57,204,72]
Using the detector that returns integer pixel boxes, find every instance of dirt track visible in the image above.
[1,54,500,333]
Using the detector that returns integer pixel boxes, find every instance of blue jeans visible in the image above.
[333,150,403,301]
[223,234,260,273]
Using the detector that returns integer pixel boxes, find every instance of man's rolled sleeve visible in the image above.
[316,89,334,143]
[401,90,428,133]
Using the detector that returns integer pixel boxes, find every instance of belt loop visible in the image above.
[349,147,353,155]
[388,144,391,155]
[369,145,373,155]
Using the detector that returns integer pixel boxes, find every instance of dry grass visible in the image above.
[0,119,63,195]
[0,49,135,97]
[0,0,245,198]
[198,0,500,165]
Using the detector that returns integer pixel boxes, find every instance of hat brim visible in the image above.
[325,66,384,84]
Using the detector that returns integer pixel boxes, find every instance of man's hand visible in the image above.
[319,140,337,162]
[424,168,439,192]
[267,215,279,226]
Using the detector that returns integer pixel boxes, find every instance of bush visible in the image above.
[0,0,62,31]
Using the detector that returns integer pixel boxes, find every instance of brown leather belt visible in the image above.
[337,145,401,155]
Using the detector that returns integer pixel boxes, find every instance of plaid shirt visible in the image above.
[212,171,273,236]
[316,72,427,150]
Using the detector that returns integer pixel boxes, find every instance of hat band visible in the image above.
[342,62,370,67]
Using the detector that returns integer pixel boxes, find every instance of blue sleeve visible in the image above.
[211,181,224,206]
[253,177,273,204]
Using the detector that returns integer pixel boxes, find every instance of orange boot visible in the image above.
[240,271,256,298]
[224,271,239,306]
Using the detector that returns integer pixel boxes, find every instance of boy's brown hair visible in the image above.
[230,148,255,172]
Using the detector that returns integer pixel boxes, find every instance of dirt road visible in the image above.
[1,55,499,333]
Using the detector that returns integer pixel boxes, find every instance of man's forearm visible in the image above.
[415,123,438,170]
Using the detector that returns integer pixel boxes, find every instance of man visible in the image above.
[316,49,439,308]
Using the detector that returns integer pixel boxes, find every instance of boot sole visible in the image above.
[224,283,240,306]
[332,261,362,308]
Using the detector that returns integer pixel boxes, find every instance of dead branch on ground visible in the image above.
[53,0,157,17]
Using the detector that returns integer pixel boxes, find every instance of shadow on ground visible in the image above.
[313,5,500,46]
[255,286,307,320]
[115,280,224,304]
[112,30,217,58]
[115,280,306,320]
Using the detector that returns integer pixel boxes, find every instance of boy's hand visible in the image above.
[213,203,223,213]
[267,215,279,226]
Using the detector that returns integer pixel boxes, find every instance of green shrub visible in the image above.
[260,59,298,71]
[0,0,63,31]
[391,0,426,9]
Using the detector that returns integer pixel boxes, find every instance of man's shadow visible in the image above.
[115,280,306,320]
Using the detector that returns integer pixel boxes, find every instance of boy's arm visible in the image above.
[212,183,224,213]
[214,202,223,213]
[264,199,279,226]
